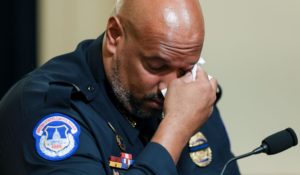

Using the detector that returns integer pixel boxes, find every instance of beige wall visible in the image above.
[38,0,300,174]
[200,1,300,174]
[38,0,114,64]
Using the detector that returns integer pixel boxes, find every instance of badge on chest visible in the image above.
[189,131,212,167]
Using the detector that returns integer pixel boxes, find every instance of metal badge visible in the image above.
[189,132,212,167]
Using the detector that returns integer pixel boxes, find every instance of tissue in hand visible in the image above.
[160,57,212,97]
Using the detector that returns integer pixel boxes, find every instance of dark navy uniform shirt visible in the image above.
[0,34,240,175]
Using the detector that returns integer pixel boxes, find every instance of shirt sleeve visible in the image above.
[126,142,178,175]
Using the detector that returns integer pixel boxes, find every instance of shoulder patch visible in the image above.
[33,113,81,161]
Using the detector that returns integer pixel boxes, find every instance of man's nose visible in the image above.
[158,71,180,90]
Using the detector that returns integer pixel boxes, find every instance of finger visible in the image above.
[181,72,193,83]
[210,77,218,94]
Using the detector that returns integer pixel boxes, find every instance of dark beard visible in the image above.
[110,59,163,119]
[128,93,163,119]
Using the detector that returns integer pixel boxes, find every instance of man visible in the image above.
[0,0,240,174]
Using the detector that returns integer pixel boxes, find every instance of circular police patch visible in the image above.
[33,113,80,161]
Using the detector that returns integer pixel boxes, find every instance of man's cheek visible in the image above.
[130,79,153,98]
[140,78,157,91]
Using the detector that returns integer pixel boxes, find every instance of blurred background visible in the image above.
[1,0,299,174]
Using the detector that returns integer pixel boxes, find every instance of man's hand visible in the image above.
[151,66,217,163]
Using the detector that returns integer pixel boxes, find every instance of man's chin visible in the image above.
[131,104,163,119]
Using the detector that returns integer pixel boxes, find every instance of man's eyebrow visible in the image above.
[144,55,170,63]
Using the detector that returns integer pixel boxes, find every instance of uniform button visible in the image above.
[87,85,95,92]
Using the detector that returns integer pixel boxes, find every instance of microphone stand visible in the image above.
[221,128,297,175]
[220,145,267,175]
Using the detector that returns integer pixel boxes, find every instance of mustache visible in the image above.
[144,93,164,101]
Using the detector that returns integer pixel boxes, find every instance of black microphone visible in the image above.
[220,128,298,175]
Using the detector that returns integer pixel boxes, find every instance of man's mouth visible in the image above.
[146,97,164,109]
[152,98,163,105]
[143,93,164,109]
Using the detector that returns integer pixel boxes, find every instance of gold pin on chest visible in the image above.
[124,116,137,128]
[108,122,126,152]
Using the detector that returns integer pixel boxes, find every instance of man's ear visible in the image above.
[105,16,124,55]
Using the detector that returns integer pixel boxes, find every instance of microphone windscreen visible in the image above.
[262,128,298,155]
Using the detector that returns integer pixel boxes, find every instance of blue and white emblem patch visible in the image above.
[33,113,80,161]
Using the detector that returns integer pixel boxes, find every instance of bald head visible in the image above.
[114,0,205,42]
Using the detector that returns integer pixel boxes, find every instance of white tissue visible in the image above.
[160,57,212,97]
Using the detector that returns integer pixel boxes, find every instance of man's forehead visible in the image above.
[141,46,201,68]
[137,32,203,57]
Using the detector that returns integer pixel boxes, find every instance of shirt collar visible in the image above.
[85,33,141,146]
[86,33,106,83]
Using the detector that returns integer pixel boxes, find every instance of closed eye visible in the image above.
[143,56,170,74]
[147,63,169,73]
